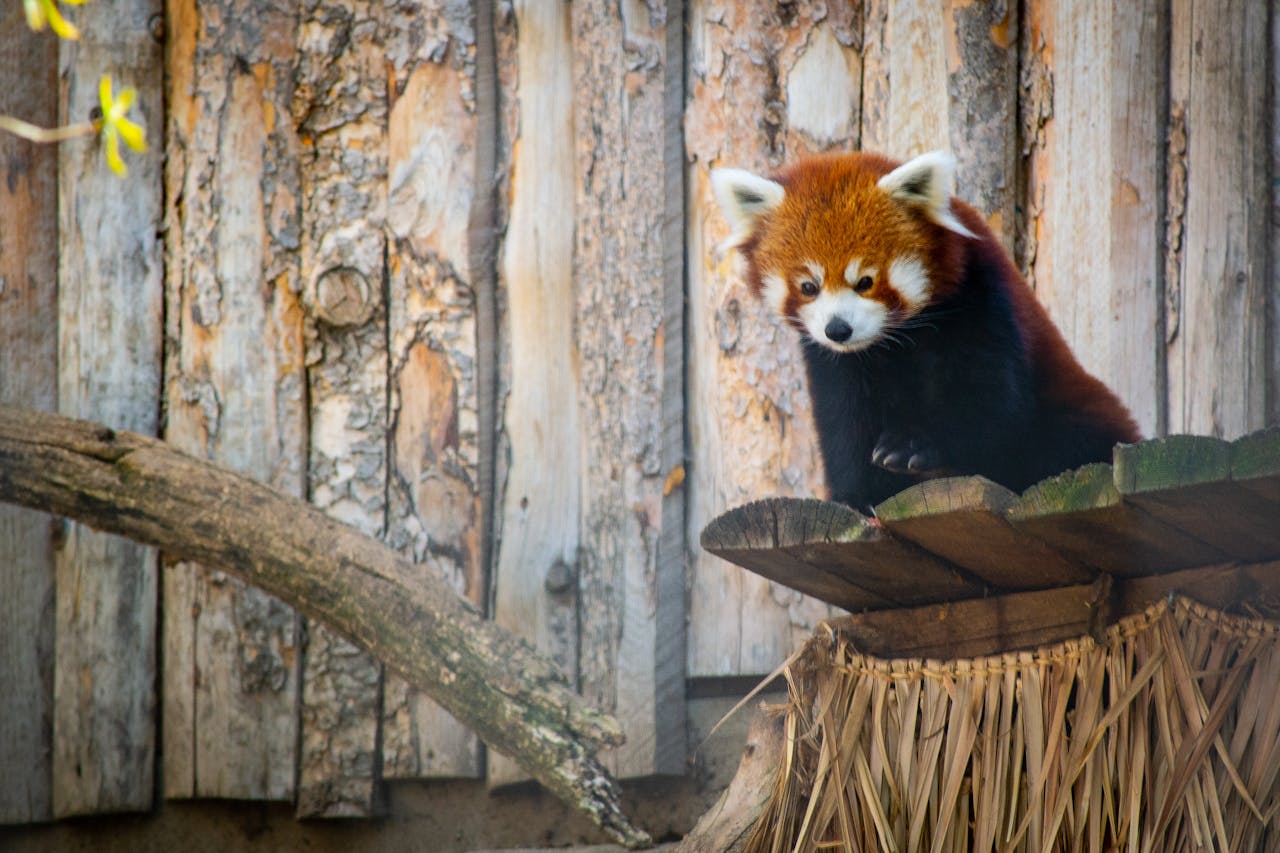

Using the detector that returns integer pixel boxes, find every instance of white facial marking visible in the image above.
[887,256,931,309]
[843,258,878,286]
[761,273,788,315]
[797,289,888,353]
[803,260,824,285]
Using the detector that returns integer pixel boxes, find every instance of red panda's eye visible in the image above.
[799,279,819,298]
[854,275,874,293]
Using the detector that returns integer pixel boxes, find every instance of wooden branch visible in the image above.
[0,406,648,848]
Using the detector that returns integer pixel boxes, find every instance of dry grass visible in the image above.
[745,597,1280,852]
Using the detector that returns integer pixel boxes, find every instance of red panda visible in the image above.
[711,150,1141,512]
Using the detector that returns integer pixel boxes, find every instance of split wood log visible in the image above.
[0,405,648,848]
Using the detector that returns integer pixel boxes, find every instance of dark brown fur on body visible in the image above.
[714,151,1140,510]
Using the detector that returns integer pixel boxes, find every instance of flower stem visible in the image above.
[0,116,95,143]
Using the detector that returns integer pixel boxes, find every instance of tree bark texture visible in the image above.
[0,405,647,847]
[55,0,164,817]
[163,0,307,804]
[0,14,58,825]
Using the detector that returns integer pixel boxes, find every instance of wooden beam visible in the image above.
[0,406,648,847]
[701,499,981,611]
[293,0,389,816]
[570,0,687,778]
[1165,0,1271,437]
[162,0,304,803]
[1114,435,1280,561]
[0,14,57,824]
[1007,463,1224,576]
[831,562,1280,661]
[55,0,163,816]
[381,0,487,783]
[489,0,582,788]
[1021,0,1166,436]
[875,477,1093,589]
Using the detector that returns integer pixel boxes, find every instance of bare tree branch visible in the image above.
[0,405,649,847]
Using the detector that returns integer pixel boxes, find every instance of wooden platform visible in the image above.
[701,430,1280,658]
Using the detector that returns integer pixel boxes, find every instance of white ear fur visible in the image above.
[876,151,976,239]
[710,168,786,246]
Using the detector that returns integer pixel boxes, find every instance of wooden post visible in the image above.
[1165,0,1271,437]
[54,0,163,816]
[381,0,488,781]
[684,2,861,677]
[0,16,58,824]
[1022,0,1166,437]
[489,0,582,786]
[162,0,305,802]
[292,0,389,816]
[569,0,687,778]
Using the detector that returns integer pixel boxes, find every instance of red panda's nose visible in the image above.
[825,318,853,343]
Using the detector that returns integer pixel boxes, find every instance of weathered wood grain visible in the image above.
[54,0,163,816]
[1007,463,1224,576]
[489,0,582,787]
[0,16,57,824]
[0,406,647,847]
[676,711,784,853]
[570,0,686,778]
[862,0,1018,247]
[1114,436,1280,562]
[685,0,860,677]
[1165,0,1271,438]
[701,499,980,611]
[1021,0,1165,436]
[831,561,1280,661]
[162,0,304,802]
[292,0,389,816]
[875,477,1093,589]
[1230,428,1280,506]
[381,0,485,781]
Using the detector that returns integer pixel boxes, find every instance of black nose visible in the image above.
[825,318,853,343]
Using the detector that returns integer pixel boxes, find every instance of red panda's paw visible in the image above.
[871,431,949,477]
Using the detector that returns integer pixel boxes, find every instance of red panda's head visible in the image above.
[711,151,977,353]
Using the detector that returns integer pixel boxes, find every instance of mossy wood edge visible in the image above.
[702,429,1280,618]
[0,406,649,848]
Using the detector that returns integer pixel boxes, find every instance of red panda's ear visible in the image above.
[710,168,785,247]
[877,151,976,239]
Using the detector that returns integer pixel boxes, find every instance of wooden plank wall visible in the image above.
[1,0,1278,823]
[162,0,306,806]
[53,0,164,816]
[0,14,58,825]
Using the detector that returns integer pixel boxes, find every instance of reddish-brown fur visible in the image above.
[740,151,1140,444]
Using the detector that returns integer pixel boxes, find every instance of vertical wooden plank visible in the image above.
[862,0,1018,247]
[54,0,163,816]
[489,0,580,786]
[0,17,57,824]
[292,0,388,816]
[162,0,305,802]
[685,3,860,677]
[570,0,686,776]
[1022,0,1166,438]
[1270,4,1279,429]
[380,0,485,780]
[1166,0,1270,438]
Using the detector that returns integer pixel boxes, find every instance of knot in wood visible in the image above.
[544,558,576,595]
[311,266,372,327]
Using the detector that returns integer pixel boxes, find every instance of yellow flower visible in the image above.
[23,0,88,40]
[96,75,147,177]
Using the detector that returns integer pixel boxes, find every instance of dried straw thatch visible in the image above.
[746,596,1280,852]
